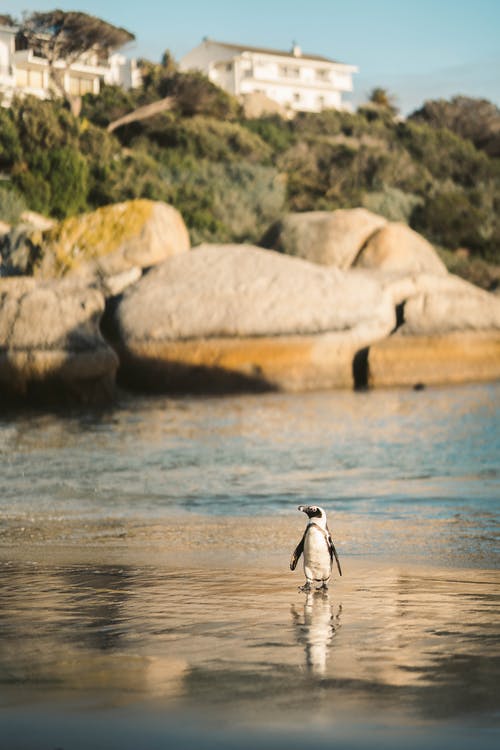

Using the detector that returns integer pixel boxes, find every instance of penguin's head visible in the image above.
[298,504,325,520]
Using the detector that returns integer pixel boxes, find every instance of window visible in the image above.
[15,67,43,89]
[69,75,95,96]
[280,65,300,79]
[14,33,28,52]
[316,68,330,82]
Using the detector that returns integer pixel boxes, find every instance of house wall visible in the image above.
[0,27,140,106]
[180,39,357,113]
[0,27,15,98]
[180,40,236,74]
[105,53,142,89]
[0,31,12,74]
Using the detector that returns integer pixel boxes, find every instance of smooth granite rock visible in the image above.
[367,332,500,388]
[0,277,118,404]
[261,209,387,268]
[380,272,500,335]
[0,200,190,291]
[363,271,500,387]
[110,243,396,392]
[354,222,448,276]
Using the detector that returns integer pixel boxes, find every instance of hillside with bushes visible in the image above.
[0,59,499,287]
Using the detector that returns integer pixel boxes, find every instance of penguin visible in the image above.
[290,505,342,591]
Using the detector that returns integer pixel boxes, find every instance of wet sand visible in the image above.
[1,515,499,749]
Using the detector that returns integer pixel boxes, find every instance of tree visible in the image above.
[367,87,399,116]
[160,50,177,76]
[19,11,134,113]
[165,71,241,119]
[409,96,500,158]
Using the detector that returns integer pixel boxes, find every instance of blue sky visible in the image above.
[4,0,500,114]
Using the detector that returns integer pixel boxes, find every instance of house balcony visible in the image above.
[13,49,110,77]
[241,62,353,91]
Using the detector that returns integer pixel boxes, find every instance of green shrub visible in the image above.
[12,169,51,215]
[409,96,500,158]
[397,121,493,188]
[0,108,22,169]
[0,186,27,223]
[87,146,168,206]
[48,146,88,218]
[158,154,285,244]
[81,84,137,128]
[362,186,423,223]
[241,115,296,154]
[131,115,272,163]
[78,124,121,207]
[410,187,496,258]
[162,71,241,120]
[12,95,79,153]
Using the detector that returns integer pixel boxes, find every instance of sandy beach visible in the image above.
[1,385,498,748]
[1,513,499,750]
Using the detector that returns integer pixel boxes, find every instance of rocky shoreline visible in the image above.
[1,199,499,405]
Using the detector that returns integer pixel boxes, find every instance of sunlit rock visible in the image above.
[261,208,387,268]
[109,243,396,392]
[368,332,500,388]
[0,276,118,405]
[0,200,190,292]
[367,272,500,387]
[353,222,447,276]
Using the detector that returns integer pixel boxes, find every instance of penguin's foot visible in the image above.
[299,581,312,592]
[317,582,329,591]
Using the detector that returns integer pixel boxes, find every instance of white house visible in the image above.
[0,21,140,106]
[0,24,16,101]
[105,53,141,90]
[180,38,358,114]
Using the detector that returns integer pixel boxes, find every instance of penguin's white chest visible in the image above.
[303,526,331,581]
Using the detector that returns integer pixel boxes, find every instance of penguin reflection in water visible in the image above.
[290,505,342,591]
[291,592,342,676]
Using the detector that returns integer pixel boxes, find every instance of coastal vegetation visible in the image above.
[0,56,499,284]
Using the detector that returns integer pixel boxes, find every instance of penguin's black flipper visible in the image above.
[329,536,342,577]
[290,532,306,571]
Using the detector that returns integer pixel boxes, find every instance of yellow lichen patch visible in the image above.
[41,200,156,276]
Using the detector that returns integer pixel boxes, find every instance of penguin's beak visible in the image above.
[297,505,308,513]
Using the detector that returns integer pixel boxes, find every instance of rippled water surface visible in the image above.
[0,384,499,748]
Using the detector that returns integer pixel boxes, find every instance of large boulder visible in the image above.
[354,222,448,276]
[367,332,500,388]
[381,273,500,335]
[366,272,500,387]
[0,277,118,405]
[261,209,386,268]
[109,243,396,392]
[0,200,190,292]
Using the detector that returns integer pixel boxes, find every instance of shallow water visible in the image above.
[0,383,499,748]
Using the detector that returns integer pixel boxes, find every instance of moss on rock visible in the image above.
[41,199,157,275]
